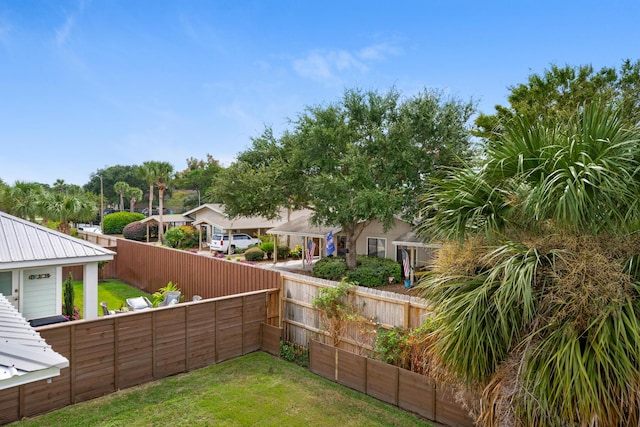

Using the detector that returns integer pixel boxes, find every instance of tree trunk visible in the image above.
[346,234,358,269]
[344,222,368,270]
[147,185,153,242]
[158,187,165,242]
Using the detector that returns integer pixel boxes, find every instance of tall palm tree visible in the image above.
[137,161,159,239]
[113,181,130,212]
[137,161,174,242]
[417,102,640,425]
[7,181,42,221]
[154,162,174,242]
[37,189,97,234]
[126,187,143,212]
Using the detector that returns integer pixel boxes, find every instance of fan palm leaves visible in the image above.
[418,102,640,425]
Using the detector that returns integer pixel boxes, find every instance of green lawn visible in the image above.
[72,279,152,317]
[10,352,432,426]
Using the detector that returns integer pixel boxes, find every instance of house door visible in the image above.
[0,271,18,309]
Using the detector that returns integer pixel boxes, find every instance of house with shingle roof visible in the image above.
[0,211,115,321]
[183,203,312,250]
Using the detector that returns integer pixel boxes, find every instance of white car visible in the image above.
[209,233,260,253]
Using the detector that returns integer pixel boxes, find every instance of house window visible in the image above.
[0,271,11,296]
[367,238,386,258]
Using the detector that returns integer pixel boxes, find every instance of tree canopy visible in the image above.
[474,59,640,140]
[174,154,223,209]
[213,87,476,268]
[84,165,148,207]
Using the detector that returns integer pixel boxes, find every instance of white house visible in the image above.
[0,211,115,321]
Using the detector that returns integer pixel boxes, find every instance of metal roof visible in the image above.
[0,294,69,390]
[187,204,313,231]
[392,230,443,248]
[267,213,339,238]
[140,214,193,224]
[0,211,115,269]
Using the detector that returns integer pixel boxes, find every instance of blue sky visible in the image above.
[1,1,638,186]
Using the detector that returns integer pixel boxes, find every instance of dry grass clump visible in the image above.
[421,231,640,426]
[431,235,490,276]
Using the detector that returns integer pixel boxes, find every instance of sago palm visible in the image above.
[417,102,640,426]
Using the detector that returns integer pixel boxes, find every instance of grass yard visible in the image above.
[10,352,433,427]
[72,279,152,317]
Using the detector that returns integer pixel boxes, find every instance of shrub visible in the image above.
[260,241,274,258]
[280,340,309,367]
[290,245,303,259]
[346,256,401,287]
[103,211,145,234]
[123,221,158,241]
[276,245,290,260]
[312,257,348,280]
[163,227,185,248]
[179,225,199,248]
[244,247,265,261]
[163,226,199,249]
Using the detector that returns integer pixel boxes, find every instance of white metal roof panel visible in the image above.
[0,294,69,388]
[0,211,114,267]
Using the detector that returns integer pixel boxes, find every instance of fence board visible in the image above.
[309,340,335,381]
[398,369,436,420]
[436,382,475,427]
[215,299,244,362]
[366,358,398,406]
[260,324,282,356]
[0,388,19,424]
[337,348,367,393]
[186,302,217,370]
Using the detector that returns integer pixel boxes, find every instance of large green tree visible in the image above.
[474,60,640,140]
[418,102,640,425]
[214,87,475,269]
[174,154,223,209]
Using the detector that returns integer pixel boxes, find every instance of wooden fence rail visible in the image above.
[0,290,278,425]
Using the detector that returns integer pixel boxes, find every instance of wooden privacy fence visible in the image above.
[0,290,278,425]
[108,239,282,299]
[77,230,118,247]
[310,340,475,427]
[281,272,431,353]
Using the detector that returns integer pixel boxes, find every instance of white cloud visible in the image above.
[54,15,75,48]
[293,49,367,84]
[358,42,400,61]
[53,1,89,49]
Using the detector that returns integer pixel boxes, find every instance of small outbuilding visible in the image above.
[0,211,115,321]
